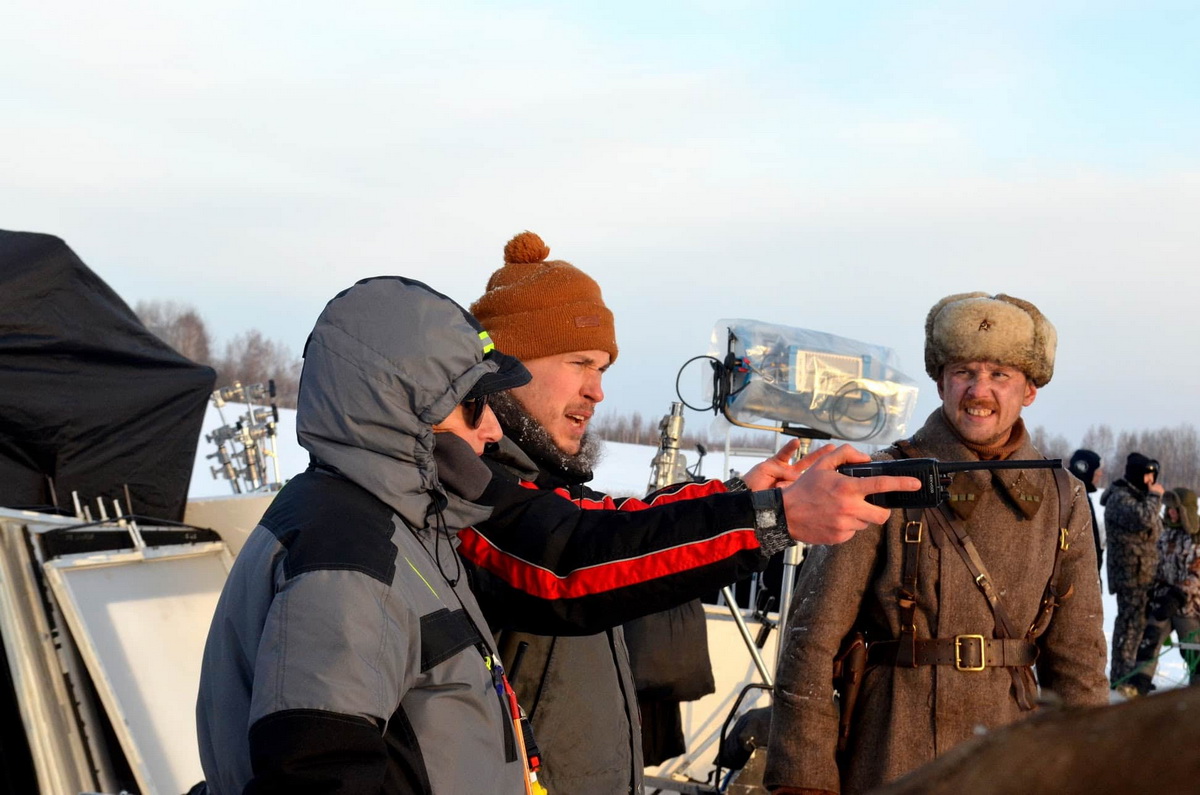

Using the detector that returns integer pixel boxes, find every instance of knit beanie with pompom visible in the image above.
[470,231,618,364]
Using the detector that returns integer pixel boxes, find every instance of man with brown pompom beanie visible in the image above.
[469,230,618,477]
[458,231,920,795]
[765,292,1108,795]
[471,233,627,792]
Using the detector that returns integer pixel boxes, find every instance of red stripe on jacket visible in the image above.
[457,525,760,600]
[546,478,729,511]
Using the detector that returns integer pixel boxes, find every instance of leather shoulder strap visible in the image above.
[893,508,924,667]
[925,505,1039,709]
[1027,469,1076,639]
[926,506,1020,639]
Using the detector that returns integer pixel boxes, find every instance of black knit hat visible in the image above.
[1069,449,1101,490]
[1124,452,1160,492]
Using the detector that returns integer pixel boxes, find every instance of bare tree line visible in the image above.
[590,410,779,453]
[597,413,1200,491]
[1031,421,1200,490]
[133,299,1200,488]
[1078,424,1200,491]
[135,300,302,408]
[1028,426,1074,463]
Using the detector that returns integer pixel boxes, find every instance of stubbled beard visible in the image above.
[489,390,604,479]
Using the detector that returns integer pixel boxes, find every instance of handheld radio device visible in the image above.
[837,457,1064,509]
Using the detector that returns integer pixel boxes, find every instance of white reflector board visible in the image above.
[0,513,102,794]
[42,541,231,795]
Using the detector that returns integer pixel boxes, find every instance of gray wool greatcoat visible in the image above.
[764,409,1109,795]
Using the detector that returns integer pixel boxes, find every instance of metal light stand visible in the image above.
[205,380,282,494]
[644,406,728,794]
[649,402,689,493]
[651,401,780,688]
[720,584,774,688]
[717,330,829,675]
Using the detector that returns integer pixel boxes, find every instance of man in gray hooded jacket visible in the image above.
[196,277,540,793]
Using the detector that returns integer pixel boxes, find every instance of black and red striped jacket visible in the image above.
[457,437,790,795]
[460,448,790,636]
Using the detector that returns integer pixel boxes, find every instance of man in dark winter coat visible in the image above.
[1069,448,1105,572]
[1102,452,1165,692]
[764,292,1108,795]
[463,231,916,795]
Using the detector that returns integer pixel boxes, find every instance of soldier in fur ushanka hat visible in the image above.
[924,292,1057,388]
[766,290,1107,795]
[921,292,1058,455]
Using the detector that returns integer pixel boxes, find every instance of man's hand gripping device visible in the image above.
[838,457,1064,509]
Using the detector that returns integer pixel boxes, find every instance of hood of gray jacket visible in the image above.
[296,276,501,530]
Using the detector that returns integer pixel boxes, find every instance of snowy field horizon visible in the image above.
[189,405,1193,694]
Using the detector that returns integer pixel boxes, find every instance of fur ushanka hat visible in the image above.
[924,292,1057,387]
[1165,487,1199,538]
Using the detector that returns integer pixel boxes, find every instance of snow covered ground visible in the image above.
[188,405,1193,693]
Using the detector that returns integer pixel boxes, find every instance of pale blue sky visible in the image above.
[3,1,1198,457]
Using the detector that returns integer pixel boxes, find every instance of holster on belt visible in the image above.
[832,632,867,753]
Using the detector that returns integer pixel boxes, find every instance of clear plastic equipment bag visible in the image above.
[708,319,919,444]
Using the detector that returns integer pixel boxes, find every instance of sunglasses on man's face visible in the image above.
[462,394,488,429]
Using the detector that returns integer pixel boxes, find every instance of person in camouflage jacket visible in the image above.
[1102,452,1165,688]
[1128,487,1200,694]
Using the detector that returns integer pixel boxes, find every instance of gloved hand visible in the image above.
[1149,584,1187,621]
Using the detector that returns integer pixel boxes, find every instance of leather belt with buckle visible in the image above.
[866,636,1038,670]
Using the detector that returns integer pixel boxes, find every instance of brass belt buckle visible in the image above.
[955,634,986,671]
